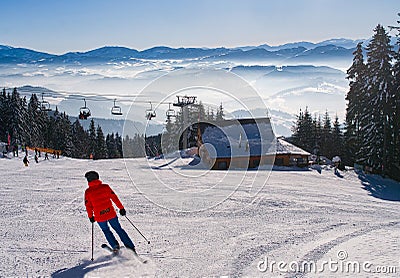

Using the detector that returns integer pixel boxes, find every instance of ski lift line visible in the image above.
[10,90,155,103]
[61,95,175,105]
[13,89,189,107]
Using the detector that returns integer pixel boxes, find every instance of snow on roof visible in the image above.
[201,118,275,158]
[276,138,310,156]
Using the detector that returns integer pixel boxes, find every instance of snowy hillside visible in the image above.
[1,153,400,277]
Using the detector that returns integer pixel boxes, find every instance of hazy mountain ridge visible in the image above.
[0,38,368,64]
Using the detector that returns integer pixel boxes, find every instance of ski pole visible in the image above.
[91,222,94,261]
[125,216,150,244]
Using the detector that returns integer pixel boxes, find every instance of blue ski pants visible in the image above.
[98,216,135,249]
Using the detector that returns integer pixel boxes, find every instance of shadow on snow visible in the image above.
[51,255,116,278]
[357,170,400,202]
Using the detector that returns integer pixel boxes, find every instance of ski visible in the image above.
[101,243,120,255]
[151,157,179,169]
[101,244,147,263]
[128,247,148,264]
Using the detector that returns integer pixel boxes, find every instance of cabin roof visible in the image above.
[276,138,310,156]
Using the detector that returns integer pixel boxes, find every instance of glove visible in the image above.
[119,208,126,216]
[89,216,95,223]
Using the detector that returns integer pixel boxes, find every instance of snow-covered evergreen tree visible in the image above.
[321,110,332,158]
[115,132,123,158]
[55,112,73,156]
[332,114,344,159]
[0,89,8,142]
[95,125,107,159]
[9,88,28,146]
[106,133,120,158]
[71,119,89,158]
[27,94,41,147]
[345,42,367,165]
[291,107,315,153]
[87,119,96,158]
[389,13,400,179]
[215,103,224,122]
[361,24,394,174]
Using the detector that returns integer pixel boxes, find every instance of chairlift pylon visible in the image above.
[79,98,91,120]
[173,95,197,107]
[111,99,123,116]
[166,103,176,121]
[145,102,156,120]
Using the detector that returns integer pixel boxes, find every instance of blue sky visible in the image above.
[1,0,399,54]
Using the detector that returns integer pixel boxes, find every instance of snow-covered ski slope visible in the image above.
[1,154,400,277]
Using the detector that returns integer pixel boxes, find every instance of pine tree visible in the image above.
[123,134,145,158]
[27,94,42,147]
[332,115,344,158]
[361,24,394,174]
[215,103,225,121]
[88,119,96,158]
[345,42,367,165]
[321,110,332,158]
[0,89,8,142]
[389,13,400,179]
[291,107,315,153]
[9,88,27,146]
[55,112,73,156]
[206,107,215,122]
[95,125,107,159]
[161,116,177,154]
[115,132,123,157]
[106,133,119,158]
[314,114,322,155]
[71,119,89,158]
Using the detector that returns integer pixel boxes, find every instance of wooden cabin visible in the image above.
[274,138,310,167]
[199,118,276,170]
[198,118,310,169]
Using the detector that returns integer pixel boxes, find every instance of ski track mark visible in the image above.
[289,221,400,278]
[230,223,347,278]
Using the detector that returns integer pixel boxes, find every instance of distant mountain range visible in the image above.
[3,38,389,137]
[3,38,395,65]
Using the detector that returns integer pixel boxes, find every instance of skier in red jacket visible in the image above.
[84,171,136,252]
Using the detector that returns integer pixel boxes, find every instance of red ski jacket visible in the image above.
[84,179,124,222]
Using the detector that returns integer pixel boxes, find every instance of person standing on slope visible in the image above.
[84,171,136,253]
[23,155,29,166]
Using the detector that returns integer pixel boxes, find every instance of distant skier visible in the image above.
[332,156,343,176]
[84,171,136,253]
[44,153,49,160]
[23,155,29,166]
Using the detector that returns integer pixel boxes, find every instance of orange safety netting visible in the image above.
[26,146,62,155]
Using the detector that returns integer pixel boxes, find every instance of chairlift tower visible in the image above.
[173,95,197,150]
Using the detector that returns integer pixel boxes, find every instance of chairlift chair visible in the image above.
[79,99,91,120]
[40,101,51,112]
[40,93,51,112]
[145,102,156,120]
[111,99,123,116]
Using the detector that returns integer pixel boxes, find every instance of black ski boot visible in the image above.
[112,241,120,253]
